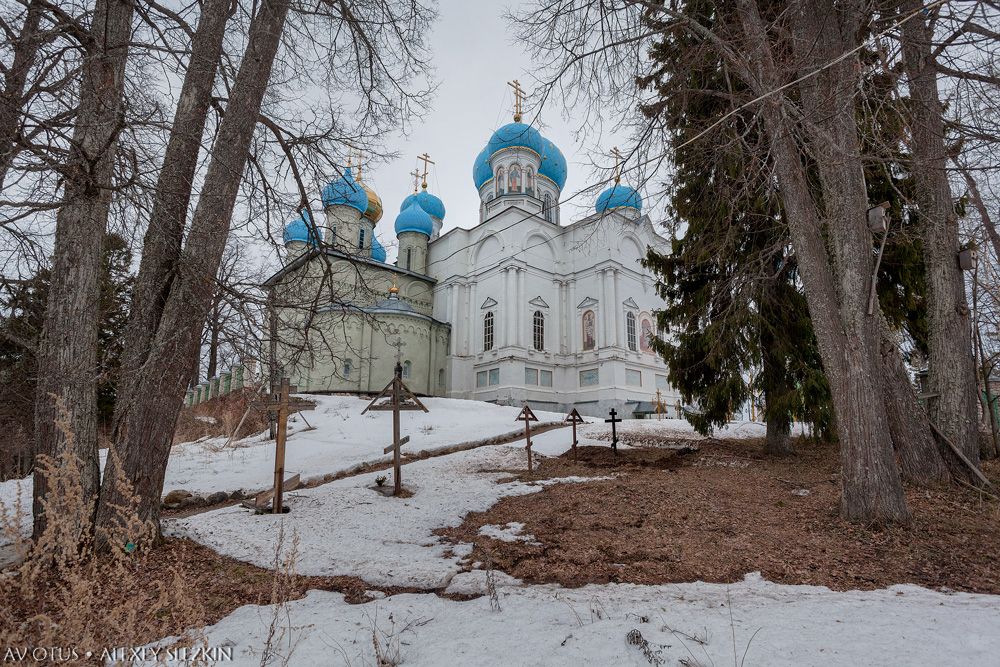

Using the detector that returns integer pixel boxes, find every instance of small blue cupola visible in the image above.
[321,166,369,213]
[394,200,433,237]
[400,188,446,221]
[371,234,387,263]
[283,209,318,247]
[595,182,643,215]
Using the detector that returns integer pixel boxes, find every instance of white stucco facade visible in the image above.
[427,189,678,417]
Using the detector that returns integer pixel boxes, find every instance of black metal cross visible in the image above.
[605,408,622,454]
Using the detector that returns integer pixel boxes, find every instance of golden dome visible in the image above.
[357,180,383,223]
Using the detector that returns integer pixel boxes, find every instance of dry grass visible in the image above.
[173,388,272,445]
[440,439,1000,594]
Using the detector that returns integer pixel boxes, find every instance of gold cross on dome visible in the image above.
[409,168,421,193]
[507,79,525,122]
[611,146,624,183]
[418,153,435,189]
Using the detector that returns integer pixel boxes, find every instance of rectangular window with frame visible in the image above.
[484,311,494,351]
[525,367,538,385]
[476,370,488,388]
[540,370,553,387]
[579,368,599,387]
[488,368,500,385]
[343,359,352,378]
[626,369,642,386]
[656,374,668,391]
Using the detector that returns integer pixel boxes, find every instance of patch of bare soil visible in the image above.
[439,439,1000,594]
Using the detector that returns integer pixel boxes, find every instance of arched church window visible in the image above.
[484,311,494,351]
[543,193,553,222]
[509,166,521,193]
[496,167,506,195]
[402,360,412,379]
[533,310,544,351]
[438,368,445,387]
[582,310,596,351]
[405,247,412,270]
[626,311,637,351]
[343,359,352,378]
[358,228,365,249]
[525,168,534,196]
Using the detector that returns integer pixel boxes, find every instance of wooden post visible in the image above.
[605,408,622,456]
[272,378,292,514]
[516,405,539,472]
[565,408,584,462]
[392,363,402,495]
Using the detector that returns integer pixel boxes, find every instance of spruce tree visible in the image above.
[638,0,925,453]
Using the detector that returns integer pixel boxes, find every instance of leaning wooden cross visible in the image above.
[564,408,585,461]
[362,363,428,495]
[244,378,311,513]
[516,404,539,472]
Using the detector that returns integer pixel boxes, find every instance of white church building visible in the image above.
[267,104,679,418]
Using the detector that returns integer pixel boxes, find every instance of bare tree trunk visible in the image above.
[207,298,220,379]
[900,0,981,469]
[736,0,909,523]
[111,0,232,441]
[0,0,43,189]
[96,0,291,539]
[32,0,134,537]
[878,322,951,483]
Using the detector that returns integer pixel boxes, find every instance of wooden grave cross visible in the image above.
[564,408,585,462]
[516,404,539,472]
[246,378,311,513]
[605,408,623,456]
[362,362,428,495]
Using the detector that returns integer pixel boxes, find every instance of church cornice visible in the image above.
[263,246,437,288]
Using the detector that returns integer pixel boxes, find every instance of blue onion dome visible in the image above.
[283,210,318,246]
[357,179,383,223]
[538,138,568,190]
[321,166,369,213]
[486,122,545,157]
[399,188,446,220]
[370,234,387,262]
[394,200,433,237]
[473,146,493,189]
[595,182,643,214]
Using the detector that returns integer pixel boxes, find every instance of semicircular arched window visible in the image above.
[484,311,495,351]
[626,311,637,351]
[402,360,412,379]
[533,310,545,351]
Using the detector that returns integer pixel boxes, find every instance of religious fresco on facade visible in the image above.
[640,317,653,353]
[582,310,596,350]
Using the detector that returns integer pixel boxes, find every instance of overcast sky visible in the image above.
[367,0,632,252]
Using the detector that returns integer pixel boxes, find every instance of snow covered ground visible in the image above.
[150,574,1000,666]
[0,396,568,549]
[164,444,602,588]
